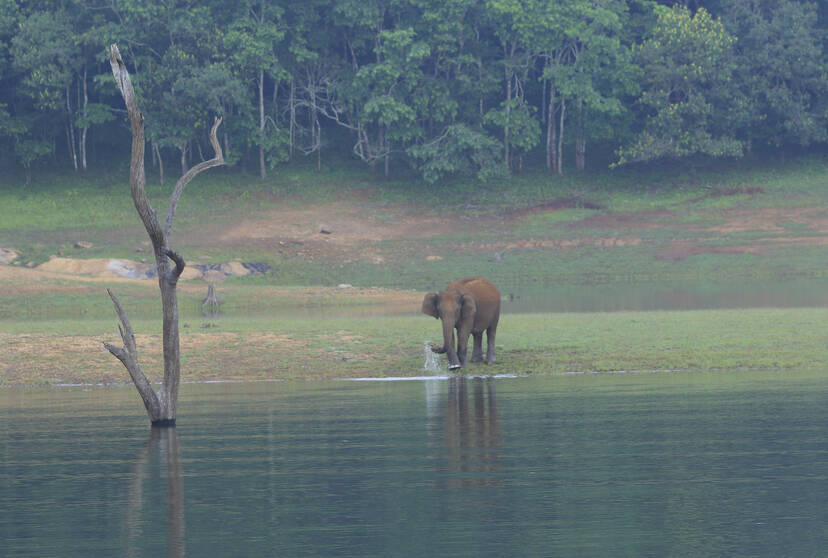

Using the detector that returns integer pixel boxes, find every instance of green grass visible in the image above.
[2,153,828,384]
[3,307,827,385]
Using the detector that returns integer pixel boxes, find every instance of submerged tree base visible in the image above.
[151,419,177,428]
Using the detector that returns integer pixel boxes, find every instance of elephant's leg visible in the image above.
[456,327,470,369]
[471,332,484,362]
[485,324,497,364]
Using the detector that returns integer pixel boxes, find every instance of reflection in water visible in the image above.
[439,377,501,487]
[5,377,828,556]
[126,427,185,558]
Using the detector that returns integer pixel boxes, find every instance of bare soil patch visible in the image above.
[37,257,144,277]
[656,242,763,262]
[203,200,465,265]
[4,198,828,283]
[699,207,828,235]
[220,202,454,245]
[0,264,129,296]
[571,209,675,230]
[34,256,267,282]
[755,236,828,246]
[475,237,644,252]
[685,186,764,204]
[655,232,828,262]
[508,197,604,218]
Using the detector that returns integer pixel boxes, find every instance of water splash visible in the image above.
[423,341,442,372]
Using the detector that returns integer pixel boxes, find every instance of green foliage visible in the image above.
[13,136,51,169]
[0,1,825,179]
[483,99,541,155]
[721,0,828,147]
[407,123,506,183]
[259,126,291,169]
[10,10,75,111]
[617,6,742,164]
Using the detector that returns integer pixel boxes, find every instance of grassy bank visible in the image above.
[2,306,827,385]
[2,154,828,385]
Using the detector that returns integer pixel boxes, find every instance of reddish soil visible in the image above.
[571,209,675,230]
[208,201,465,265]
[656,242,763,262]
[508,196,604,218]
[5,199,828,277]
[699,207,828,235]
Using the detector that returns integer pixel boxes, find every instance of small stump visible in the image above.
[202,283,220,317]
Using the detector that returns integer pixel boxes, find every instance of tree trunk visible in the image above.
[66,85,78,171]
[575,98,585,171]
[153,142,165,186]
[541,78,547,126]
[308,72,322,172]
[289,73,296,161]
[557,97,566,176]
[80,68,88,171]
[546,83,557,173]
[105,44,225,426]
[380,127,389,178]
[180,145,187,176]
[258,68,266,179]
[503,50,512,171]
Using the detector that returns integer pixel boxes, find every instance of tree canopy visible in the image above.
[0,0,825,182]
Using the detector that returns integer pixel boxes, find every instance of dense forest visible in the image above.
[0,0,826,183]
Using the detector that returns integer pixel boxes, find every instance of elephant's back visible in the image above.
[456,277,500,307]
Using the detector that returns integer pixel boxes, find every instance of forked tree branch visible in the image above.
[164,117,224,238]
[102,289,162,419]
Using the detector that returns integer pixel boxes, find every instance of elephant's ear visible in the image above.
[460,292,477,323]
[422,293,439,318]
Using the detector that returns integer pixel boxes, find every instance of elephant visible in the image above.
[422,277,501,370]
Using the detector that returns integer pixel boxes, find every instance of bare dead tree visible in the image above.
[103,44,225,426]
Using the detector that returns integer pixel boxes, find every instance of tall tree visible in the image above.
[722,0,828,151]
[617,5,742,164]
[104,45,225,426]
[283,0,335,171]
[326,2,429,176]
[225,0,285,178]
[9,10,76,176]
[549,0,635,172]
[0,0,18,164]
[0,0,825,179]
[484,0,542,171]
[404,0,503,182]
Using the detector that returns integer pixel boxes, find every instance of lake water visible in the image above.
[3,373,828,557]
[501,277,828,313]
[207,278,828,319]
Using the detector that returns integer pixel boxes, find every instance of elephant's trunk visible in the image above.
[441,317,461,369]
